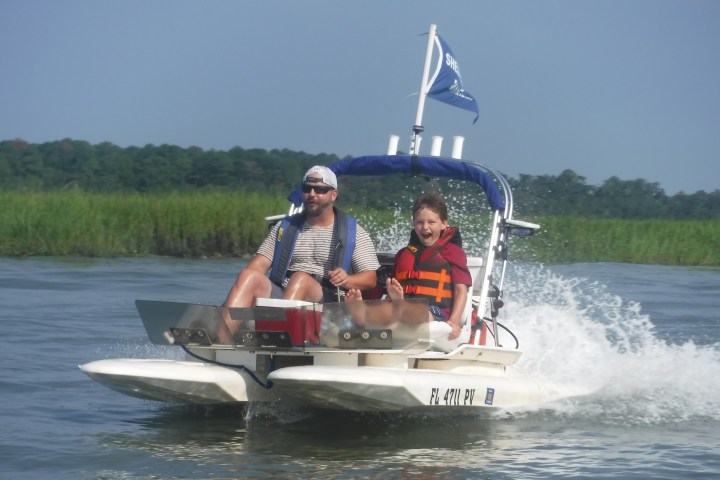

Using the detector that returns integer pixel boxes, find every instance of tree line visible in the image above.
[2,138,718,219]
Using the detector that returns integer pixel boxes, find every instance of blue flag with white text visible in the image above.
[427,34,479,124]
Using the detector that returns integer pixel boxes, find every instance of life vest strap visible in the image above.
[403,284,453,301]
[399,268,452,303]
[396,270,448,282]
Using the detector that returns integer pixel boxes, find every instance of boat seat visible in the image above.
[426,255,481,352]
[366,252,396,299]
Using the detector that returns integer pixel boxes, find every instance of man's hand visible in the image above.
[327,268,349,287]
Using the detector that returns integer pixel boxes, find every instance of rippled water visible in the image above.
[1,258,719,479]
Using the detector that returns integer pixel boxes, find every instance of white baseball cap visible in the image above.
[303,165,337,189]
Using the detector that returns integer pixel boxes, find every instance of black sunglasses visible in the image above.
[301,184,333,194]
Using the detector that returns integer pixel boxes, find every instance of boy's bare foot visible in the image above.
[386,278,404,301]
[346,289,363,302]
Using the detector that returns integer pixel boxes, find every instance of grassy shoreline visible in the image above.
[528,216,720,266]
[0,190,287,258]
[2,190,718,265]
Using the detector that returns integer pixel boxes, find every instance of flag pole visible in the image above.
[410,24,437,155]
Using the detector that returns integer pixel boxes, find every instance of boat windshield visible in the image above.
[136,298,431,351]
[320,298,430,350]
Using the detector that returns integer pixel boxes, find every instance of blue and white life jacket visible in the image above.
[268,207,356,287]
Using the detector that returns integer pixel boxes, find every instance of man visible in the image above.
[223,165,380,308]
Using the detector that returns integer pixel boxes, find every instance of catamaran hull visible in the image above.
[267,365,570,412]
[80,359,254,405]
[81,359,584,412]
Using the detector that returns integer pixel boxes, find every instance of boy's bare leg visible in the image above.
[386,277,433,324]
[345,288,367,326]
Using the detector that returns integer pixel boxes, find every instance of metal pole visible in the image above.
[410,24,437,155]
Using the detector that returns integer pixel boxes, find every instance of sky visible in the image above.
[2,0,719,194]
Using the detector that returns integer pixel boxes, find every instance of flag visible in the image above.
[426,34,479,124]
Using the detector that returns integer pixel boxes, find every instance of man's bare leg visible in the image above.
[283,272,323,303]
[220,270,273,341]
[224,269,273,308]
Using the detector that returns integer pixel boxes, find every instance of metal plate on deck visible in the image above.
[240,330,293,348]
[168,327,212,346]
[338,328,393,349]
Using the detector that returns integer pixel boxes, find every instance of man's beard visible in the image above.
[303,198,331,217]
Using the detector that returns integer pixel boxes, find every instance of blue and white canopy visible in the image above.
[288,155,506,212]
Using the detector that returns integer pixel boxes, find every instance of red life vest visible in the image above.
[394,227,459,309]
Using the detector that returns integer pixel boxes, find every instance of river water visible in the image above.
[1,257,719,479]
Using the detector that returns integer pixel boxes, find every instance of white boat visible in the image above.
[80,154,588,412]
[81,25,590,413]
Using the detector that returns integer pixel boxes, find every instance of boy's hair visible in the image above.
[412,191,448,222]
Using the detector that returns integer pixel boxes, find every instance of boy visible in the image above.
[347,191,472,340]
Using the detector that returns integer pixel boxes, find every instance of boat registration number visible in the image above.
[429,387,494,406]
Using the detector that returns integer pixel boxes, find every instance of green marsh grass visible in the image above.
[529,216,720,266]
[0,190,287,257]
[1,190,718,265]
